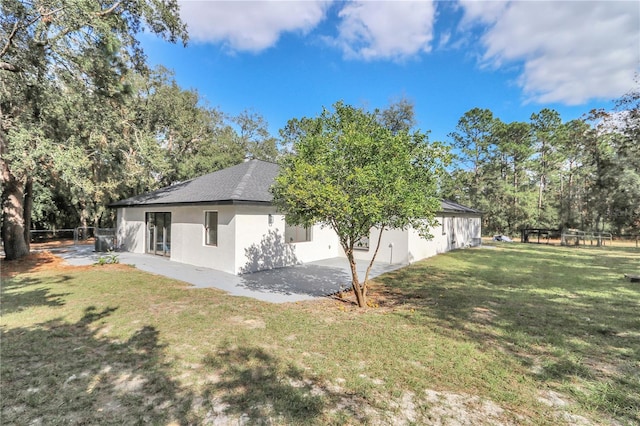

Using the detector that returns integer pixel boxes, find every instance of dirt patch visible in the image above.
[423,389,513,425]
[282,280,425,317]
[1,251,73,279]
[228,316,266,329]
[1,246,128,279]
[1,240,89,279]
[471,306,497,323]
[324,281,422,312]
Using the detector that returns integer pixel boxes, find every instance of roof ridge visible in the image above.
[231,160,258,199]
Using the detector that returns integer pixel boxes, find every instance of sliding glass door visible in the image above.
[145,212,171,257]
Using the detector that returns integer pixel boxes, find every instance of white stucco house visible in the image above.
[111,160,482,275]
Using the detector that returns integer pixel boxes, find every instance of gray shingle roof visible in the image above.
[110,160,279,207]
[111,160,481,216]
[439,199,482,215]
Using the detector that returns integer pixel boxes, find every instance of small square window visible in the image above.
[205,211,218,246]
[354,235,370,251]
[285,223,312,243]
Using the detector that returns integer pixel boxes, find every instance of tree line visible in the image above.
[441,95,639,237]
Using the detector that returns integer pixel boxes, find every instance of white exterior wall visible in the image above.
[116,207,146,254]
[452,215,482,247]
[352,227,409,265]
[350,214,482,266]
[171,205,237,274]
[407,214,482,263]
[233,205,341,274]
[233,205,286,274]
[285,224,342,265]
[407,216,454,262]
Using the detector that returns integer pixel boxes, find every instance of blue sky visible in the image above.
[141,1,639,142]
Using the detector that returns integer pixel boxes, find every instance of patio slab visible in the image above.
[55,246,406,303]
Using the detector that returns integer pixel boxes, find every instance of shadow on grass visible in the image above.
[1,275,73,315]
[201,344,361,424]
[1,306,194,425]
[375,244,640,422]
[1,304,365,424]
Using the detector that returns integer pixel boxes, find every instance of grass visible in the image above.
[1,243,639,424]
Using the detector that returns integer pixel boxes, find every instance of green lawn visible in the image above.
[1,244,639,425]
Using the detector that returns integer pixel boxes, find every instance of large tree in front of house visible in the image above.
[272,102,450,308]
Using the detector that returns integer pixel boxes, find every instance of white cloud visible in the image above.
[436,30,451,50]
[332,0,436,61]
[178,0,332,52]
[460,0,640,105]
[459,0,508,27]
[177,1,435,61]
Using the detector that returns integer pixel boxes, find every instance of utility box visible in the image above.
[94,228,116,252]
[95,235,115,252]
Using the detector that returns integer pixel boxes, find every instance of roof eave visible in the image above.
[109,199,273,208]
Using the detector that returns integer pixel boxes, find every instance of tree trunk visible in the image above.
[0,131,30,260]
[1,172,30,260]
[80,203,89,239]
[23,176,33,252]
[538,143,547,225]
[363,225,386,300]
[538,174,544,224]
[567,164,573,227]
[513,160,519,230]
[346,250,365,308]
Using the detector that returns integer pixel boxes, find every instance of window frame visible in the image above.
[354,234,370,251]
[284,223,312,244]
[204,211,218,246]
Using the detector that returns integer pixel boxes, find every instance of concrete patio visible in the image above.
[54,245,407,303]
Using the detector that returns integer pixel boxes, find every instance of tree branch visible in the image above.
[1,6,69,63]
[363,224,386,298]
[96,2,122,17]
[39,6,66,18]
[0,61,20,72]
[0,21,19,58]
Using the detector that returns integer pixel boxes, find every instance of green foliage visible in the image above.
[446,108,497,219]
[377,96,417,134]
[95,251,119,265]
[444,94,640,235]
[128,67,247,187]
[274,101,448,243]
[0,0,188,258]
[233,109,280,162]
[529,108,563,227]
[272,101,450,307]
